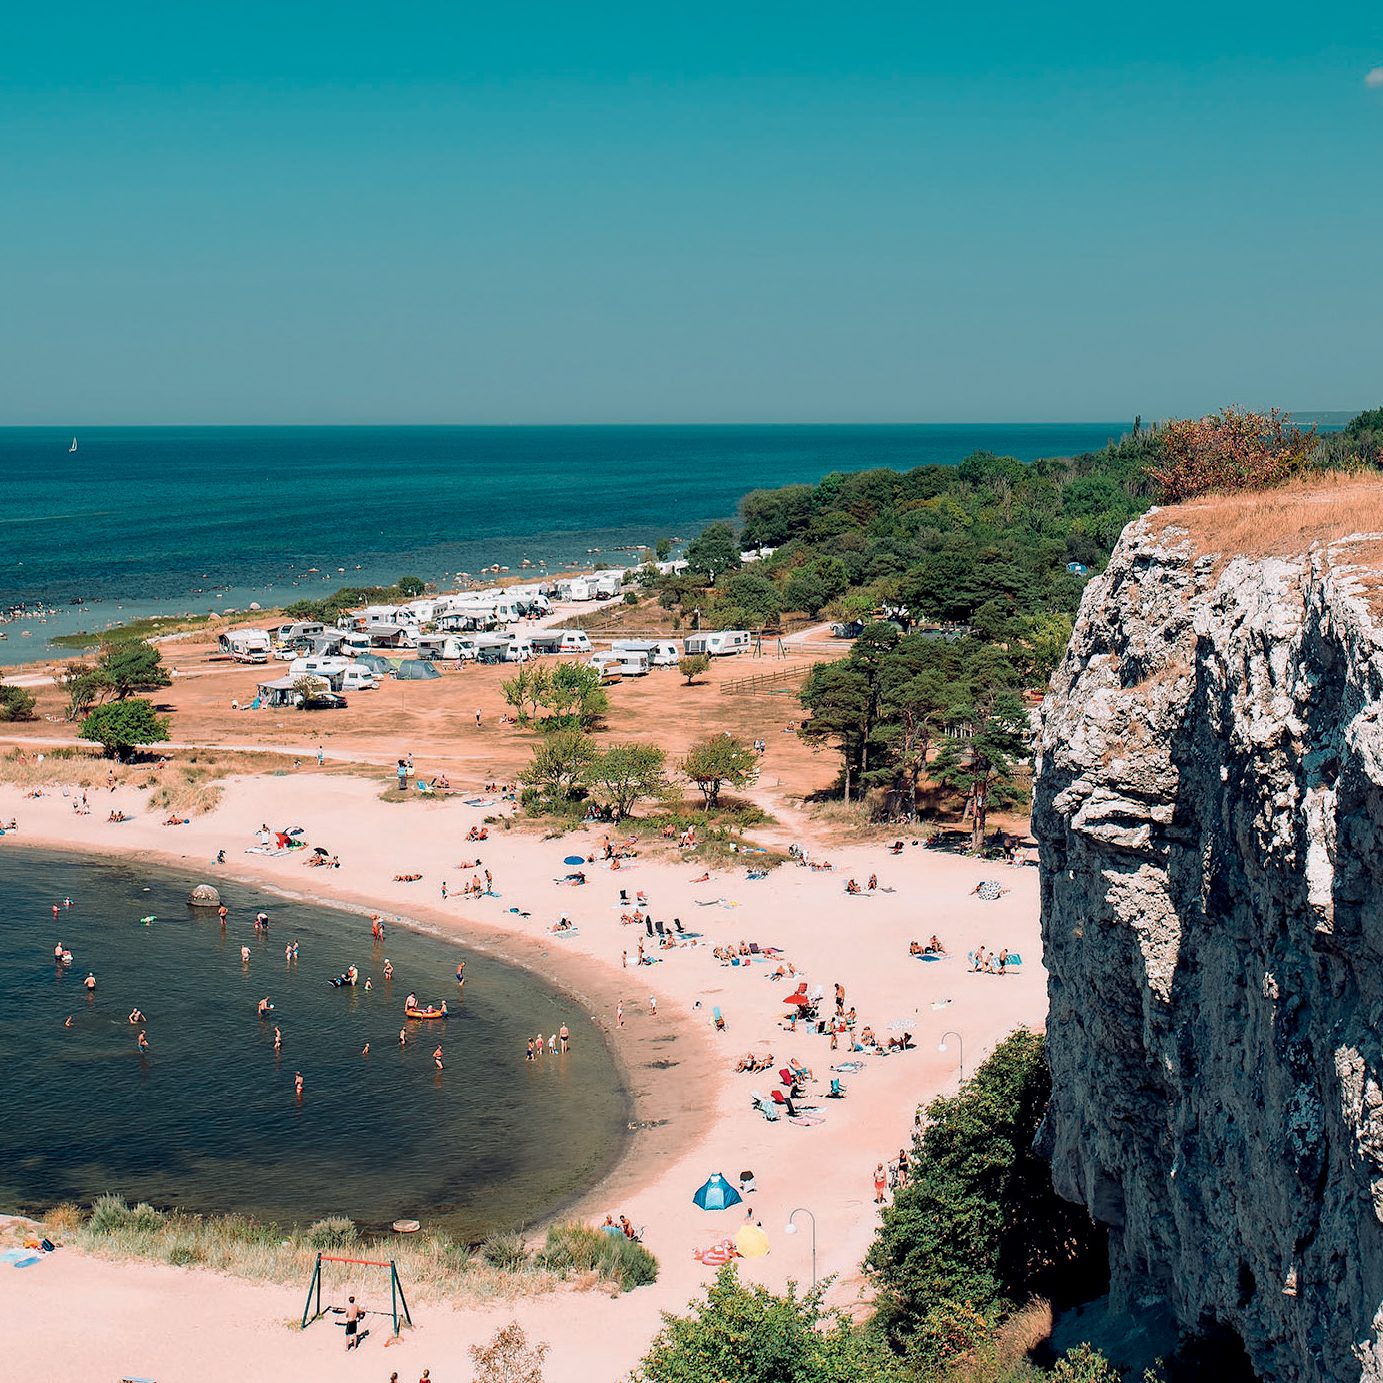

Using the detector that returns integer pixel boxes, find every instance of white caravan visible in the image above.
[682,630,751,657]
[612,638,680,667]
[219,629,272,663]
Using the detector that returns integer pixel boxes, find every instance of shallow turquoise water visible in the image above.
[0,847,627,1239]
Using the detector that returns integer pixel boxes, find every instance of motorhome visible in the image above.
[588,570,626,599]
[590,649,650,678]
[273,621,326,645]
[415,634,468,661]
[219,629,272,663]
[682,630,751,657]
[471,634,512,665]
[504,639,534,663]
[612,638,679,667]
[365,623,418,650]
[528,630,594,656]
[287,657,378,692]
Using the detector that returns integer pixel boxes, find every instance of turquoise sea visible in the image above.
[0,423,1125,662]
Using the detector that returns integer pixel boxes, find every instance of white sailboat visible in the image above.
[68,436,77,453]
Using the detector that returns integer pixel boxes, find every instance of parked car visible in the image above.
[298,692,348,711]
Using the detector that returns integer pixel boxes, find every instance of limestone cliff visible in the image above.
[1034,492,1383,1381]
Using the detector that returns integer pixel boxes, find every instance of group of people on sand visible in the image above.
[598,1213,641,1242]
[970,944,1013,974]
[525,1023,571,1061]
[909,935,947,956]
[844,873,879,895]
[465,825,488,842]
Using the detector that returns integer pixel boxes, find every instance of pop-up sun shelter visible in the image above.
[692,1173,743,1212]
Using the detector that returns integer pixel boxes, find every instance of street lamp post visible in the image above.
[938,1030,964,1083]
[784,1207,817,1289]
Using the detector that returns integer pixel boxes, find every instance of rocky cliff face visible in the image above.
[1035,504,1383,1381]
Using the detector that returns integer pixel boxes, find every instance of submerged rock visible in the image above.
[1035,504,1383,1381]
[187,884,221,907]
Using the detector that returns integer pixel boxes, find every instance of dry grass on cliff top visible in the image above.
[1155,473,1383,561]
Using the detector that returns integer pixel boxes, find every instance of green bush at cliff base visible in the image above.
[536,1222,658,1291]
[866,1030,1106,1361]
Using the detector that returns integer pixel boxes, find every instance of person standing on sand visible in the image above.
[316,745,324,767]
[344,1295,360,1350]
[475,709,481,726]
[873,1163,887,1204]
[616,1000,624,1028]
[648,993,657,1017]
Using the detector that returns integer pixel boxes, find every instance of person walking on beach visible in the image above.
[648,993,657,1017]
[316,745,324,767]
[616,999,624,1028]
[475,708,482,726]
[873,1163,887,1204]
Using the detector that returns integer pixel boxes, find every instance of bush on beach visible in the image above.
[537,1222,658,1290]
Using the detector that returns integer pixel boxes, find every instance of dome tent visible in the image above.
[396,659,441,681]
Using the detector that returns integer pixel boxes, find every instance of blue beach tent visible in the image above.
[692,1173,743,1212]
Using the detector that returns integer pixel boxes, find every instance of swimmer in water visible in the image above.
[137,1030,150,1054]
[217,905,228,927]
[64,1015,73,1029]
[455,961,466,985]
[361,1042,370,1056]
[285,943,293,961]
[128,1007,146,1025]
[382,959,393,979]
[257,997,272,1018]
[256,911,269,930]
[274,1026,282,1052]
[363,977,372,991]
[84,972,96,992]
[54,941,65,961]
[240,946,251,963]
[405,991,418,1011]
[294,1071,304,1099]
[440,999,448,1017]
[399,1027,407,1047]
[433,1045,444,1070]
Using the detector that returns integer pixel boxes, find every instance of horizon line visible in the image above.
[1,418,1140,430]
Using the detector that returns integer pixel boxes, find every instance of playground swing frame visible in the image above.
[301,1252,412,1336]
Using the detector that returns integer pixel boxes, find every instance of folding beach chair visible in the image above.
[827,1078,845,1098]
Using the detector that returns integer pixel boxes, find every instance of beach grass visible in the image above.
[48,614,214,650]
[17,1199,654,1306]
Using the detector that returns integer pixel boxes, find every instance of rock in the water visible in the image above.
[1035,505,1383,1382]
[187,884,221,907]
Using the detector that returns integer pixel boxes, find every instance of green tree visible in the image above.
[684,521,741,584]
[634,1264,896,1383]
[589,743,667,819]
[932,684,1028,853]
[1052,1344,1124,1383]
[60,663,105,721]
[681,735,759,809]
[502,663,552,723]
[654,536,674,561]
[678,653,711,685]
[876,663,951,818]
[519,730,600,805]
[395,575,427,597]
[0,683,37,722]
[714,571,783,629]
[78,699,170,759]
[799,661,874,801]
[866,1031,1104,1358]
[97,641,172,700]
[542,662,608,727]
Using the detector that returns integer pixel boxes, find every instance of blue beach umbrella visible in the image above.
[692,1173,743,1212]
[563,855,586,866]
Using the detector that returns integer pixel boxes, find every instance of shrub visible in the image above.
[307,1216,358,1250]
[1150,406,1318,502]
[0,684,36,722]
[537,1223,658,1291]
[88,1195,166,1235]
[479,1229,529,1272]
[78,699,170,758]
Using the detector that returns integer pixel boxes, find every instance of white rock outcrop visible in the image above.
[1035,512,1383,1381]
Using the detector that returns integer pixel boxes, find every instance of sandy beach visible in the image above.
[0,765,1044,1382]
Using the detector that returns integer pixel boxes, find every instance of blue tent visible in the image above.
[692,1173,743,1212]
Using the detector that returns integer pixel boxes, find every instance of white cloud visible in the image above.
[1366,67,1383,88]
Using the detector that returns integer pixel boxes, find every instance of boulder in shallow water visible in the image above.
[187,884,221,908]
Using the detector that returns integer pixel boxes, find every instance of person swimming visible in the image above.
[128,1007,146,1025]
[257,997,273,1018]
[294,1071,304,1099]
[382,958,393,979]
[84,972,96,992]
[53,941,65,961]
[274,1026,282,1051]
[240,946,251,963]
[137,1030,150,1054]
[433,1045,444,1070]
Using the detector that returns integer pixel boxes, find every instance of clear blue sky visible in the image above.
[4,3,1381,425]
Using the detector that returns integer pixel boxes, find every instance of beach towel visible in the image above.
[975,880,1003,900]
[244,845,290,857]
[831,1061,865,1073]
[915,953,944,962]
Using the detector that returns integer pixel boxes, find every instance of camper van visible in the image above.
[415,634,468,662]
[287,657,378,692]
[612,639,679,668]
[470,634,511,665]
[529,630,594,656]
[341,632,372,657]
[219,630,272,663]
[590,649,650,678]
[273,621,326,646]
[682,630,751,658]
